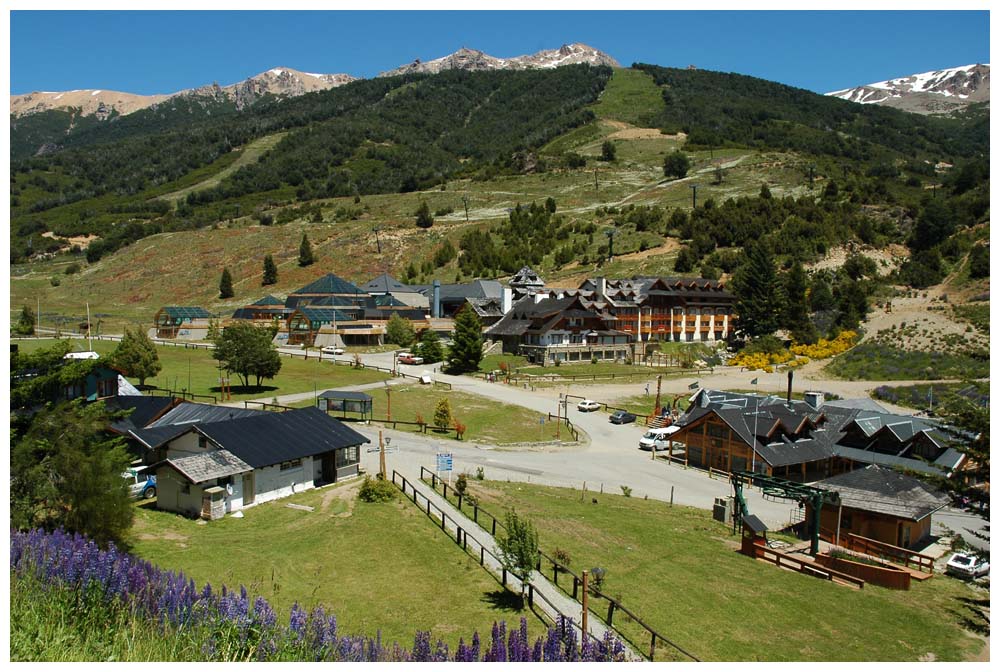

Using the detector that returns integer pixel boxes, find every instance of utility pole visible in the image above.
[689,184,699,209]
[379,430,387,479]
[373,225,382,254]
[581,569,589,637]
[385,382,392,422]
[594,167,598,192]
[653,375,663,416]
[462,195,470,222]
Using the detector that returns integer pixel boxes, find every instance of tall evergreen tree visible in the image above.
[15,304,35,336]
[732,242,782,339]
[109,326,162,387]
[601,140,617,162]
[783,261,818,344]
[262,254,278,286]
[299,234,315,267]
[219,267,234,299]
[416,328,444,364]
[446,305,483,374]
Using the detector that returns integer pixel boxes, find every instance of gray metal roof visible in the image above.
[107,395,177,434]
[812,465,950,521]
[318,391,372,401]
[196,406,370,469]
[149,402,267,428]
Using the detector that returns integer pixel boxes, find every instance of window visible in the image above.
[198,436,208,448]
[181,483,190,495]
[706,423,728,439]
[280,459,303,471]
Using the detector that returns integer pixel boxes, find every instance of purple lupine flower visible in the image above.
[288,602,307,640]
[411,630,431,661]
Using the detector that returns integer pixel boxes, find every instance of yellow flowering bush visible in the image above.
[790,331,858,359]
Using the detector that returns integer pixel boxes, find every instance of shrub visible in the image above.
[65,262,81,275]
[433,398,453,429]
[620,485,632,498]
[475,466,485,480]
[358,476,397,503]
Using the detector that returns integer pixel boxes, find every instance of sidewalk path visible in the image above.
[391,463,642,660]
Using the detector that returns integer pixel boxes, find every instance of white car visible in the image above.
[321,346,345,355]
[123,468,156,500]
[639,426,681,451]
[577,399,601,412]
[946,552,989,579]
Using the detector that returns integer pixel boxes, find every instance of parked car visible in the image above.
[321,345,345,355]
[946,552,989,579]
[123,468,156,500]
[638,426,681,451]
[609,410,637,425]
[577,399,601,412]
[399,355,424,365]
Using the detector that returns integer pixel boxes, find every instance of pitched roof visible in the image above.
[296,307,356,322]
[106,395,178,434]
[363,273,416,294]
[250,295,285,306]
[195,406,370,469]
[149,402,267,428]
[147,449,252,484]
[291,273,363,296]
[130,423,197,450]
[159,306,213,320]
[318,391,372,401]
[413,279,503,301]
[812,465,950,520]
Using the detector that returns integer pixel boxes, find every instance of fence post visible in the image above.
[456,527,462,544]
[502,568,507,586]
[432,474,437,488]
[528,584,534,608]
[443,483,448,499]
[650,633,656,660]
[480,547,485,565]
[572,576,578,600]
[427,499,431,515]
[457,494,462,510]
[440,513,446,530]
[607,602,616,627]
[474,505,478,523]
[491,518,497,536]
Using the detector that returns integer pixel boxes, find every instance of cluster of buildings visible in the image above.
[155,267,739,364]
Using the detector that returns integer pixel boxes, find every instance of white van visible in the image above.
[638,425,681,451]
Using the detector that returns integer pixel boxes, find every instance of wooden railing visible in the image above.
[750,545,865,589]
[418,467,699,662]
[839,533,935,574]
[390,470,602,650]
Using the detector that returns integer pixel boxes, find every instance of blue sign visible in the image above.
[436,453,453,472]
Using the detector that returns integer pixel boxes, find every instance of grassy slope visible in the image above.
[129,483,541,649]
[462,481,984,662]
[9,69,845,333]
[15,338,389,401]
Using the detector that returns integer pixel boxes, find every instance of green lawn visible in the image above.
[590,68,666,126]
[129,483,542,649]
[15,338,390,401]
[608,391,691,418]
[453,481,985,662]
[367,384,561,445]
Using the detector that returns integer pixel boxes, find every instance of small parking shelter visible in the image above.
[318,390,373,420]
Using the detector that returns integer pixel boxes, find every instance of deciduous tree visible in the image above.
[385,313,416,348]
[212,322,282,389]
[109,326,162,387]
[663,151,690,179]
[497,509,540,602]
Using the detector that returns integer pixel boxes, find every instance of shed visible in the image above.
[318,390,373,420]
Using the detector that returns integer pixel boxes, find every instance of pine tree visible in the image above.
[219,268,234,299]
[415,201,434,229]
[759,183,772,199]
[262,254,278,286]
[299,234,314,267]
[783,261,818,344]
[416,328,444,364]
[446,305,483,374]
[601,140,617,162]
[732,242,782,339]
[109,326,162,387]
[15,304,35,336]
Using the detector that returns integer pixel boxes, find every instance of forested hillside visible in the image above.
[633,64,988,160]
[10,66,610,262]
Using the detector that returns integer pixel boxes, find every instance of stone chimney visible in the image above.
[595,277,607,300]
[804,391,824,411]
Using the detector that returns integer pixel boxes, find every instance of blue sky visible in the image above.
[10,10,991,95]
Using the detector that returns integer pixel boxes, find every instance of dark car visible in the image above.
[609,410,637,425]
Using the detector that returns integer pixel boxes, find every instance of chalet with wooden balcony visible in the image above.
[486,294,631,366]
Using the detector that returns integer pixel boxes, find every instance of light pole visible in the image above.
[689,184,699,209]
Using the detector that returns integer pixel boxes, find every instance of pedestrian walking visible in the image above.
[645,383,650,397]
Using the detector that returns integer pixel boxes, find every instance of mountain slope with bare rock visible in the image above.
[826,63,989,115]
[378,43,619,77]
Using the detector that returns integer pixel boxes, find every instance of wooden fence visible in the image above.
[390,470,601,650]
[749,545,866,589]
[418,467,699,662]
[836,533,935,575]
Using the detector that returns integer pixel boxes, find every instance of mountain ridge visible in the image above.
[826,63,990,115]
[9,43,617,120]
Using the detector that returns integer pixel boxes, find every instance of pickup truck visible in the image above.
[398,354,424,365]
